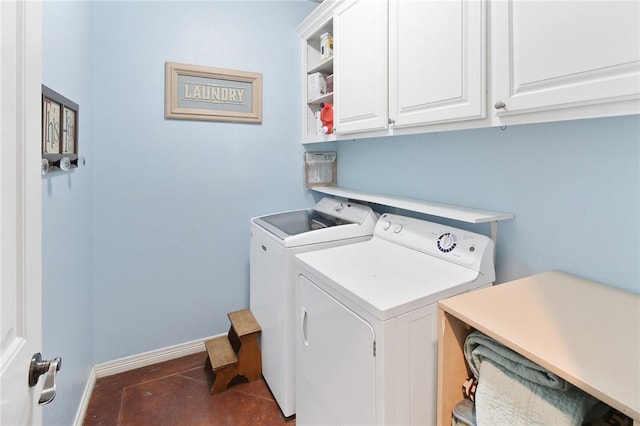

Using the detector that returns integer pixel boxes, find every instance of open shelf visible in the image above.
[311,186,514,224]
[297,1,336,143]
[308,57,333,75]
[437,272,639,425]
[308,92,334,105]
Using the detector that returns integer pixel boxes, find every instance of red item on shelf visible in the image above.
[320,102,333,134]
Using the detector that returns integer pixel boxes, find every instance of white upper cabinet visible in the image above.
[389,0,486,128]
[491,1,640,123]
[297,0,640,144]
[333,0,389,134]
[334,0,485,135]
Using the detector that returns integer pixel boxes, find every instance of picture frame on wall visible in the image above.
[62,106,77,155]
[42,84,79,164]
[164,62,262,124]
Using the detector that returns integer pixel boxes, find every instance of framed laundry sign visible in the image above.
[165,62,262,123]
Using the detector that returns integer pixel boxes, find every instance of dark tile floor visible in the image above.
[83,351,294,426]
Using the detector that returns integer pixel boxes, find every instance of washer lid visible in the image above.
[251,198,379,246]
[296,238,489,321]
[253,209,338,240]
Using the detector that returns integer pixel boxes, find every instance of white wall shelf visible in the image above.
[311,186,513,224]
[309,57,333,75]
[308,92,333,105]
[312,185,513,245]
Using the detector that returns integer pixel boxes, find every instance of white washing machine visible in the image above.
[250,197,379,417]
[294,213,495,426]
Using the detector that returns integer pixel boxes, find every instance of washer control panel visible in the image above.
[374,213,494,272]
[313,197,378,225]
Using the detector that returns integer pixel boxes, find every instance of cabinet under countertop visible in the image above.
[436,271,640,426]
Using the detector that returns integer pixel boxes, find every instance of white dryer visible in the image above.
[250,197,378,417]
[294,213,495,426]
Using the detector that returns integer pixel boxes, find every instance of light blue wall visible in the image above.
[40,1,639,423]
[41,1,94,425]
[89,1,316,363]
[332,115,640,294]
[41,1,315,422]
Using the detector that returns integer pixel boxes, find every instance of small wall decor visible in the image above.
[165,62,262,124]
[41,85,81,172]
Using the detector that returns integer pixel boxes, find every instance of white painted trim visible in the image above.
[73,334,223,425]
[73,367,96,426]
[95,334,223,378]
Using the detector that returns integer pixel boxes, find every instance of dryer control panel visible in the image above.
[374,214,494,279]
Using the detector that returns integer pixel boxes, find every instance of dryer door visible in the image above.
[296,275,376,426]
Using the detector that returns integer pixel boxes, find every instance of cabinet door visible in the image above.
[333,0,388,134]
[389,0,486,127]
[492,1,640,116]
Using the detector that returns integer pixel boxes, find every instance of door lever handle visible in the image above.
[28,353,62,405]
[38,358,61,405]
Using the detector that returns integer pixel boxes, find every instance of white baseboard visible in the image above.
[73,367,96,426]
[73,334,223,425]
[94,334,223,378]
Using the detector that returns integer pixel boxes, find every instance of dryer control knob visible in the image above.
[334,202,344,211]
[437,232,458,252]
[393,224,403,233]
[382,221,391,230]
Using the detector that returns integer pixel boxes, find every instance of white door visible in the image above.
[296,275,375,426]
[333,0,388,134]
[491,0,640,116]
[0,1,44,424]
[389,0,486,127]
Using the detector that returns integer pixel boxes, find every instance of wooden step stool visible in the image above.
[205,309,262,395]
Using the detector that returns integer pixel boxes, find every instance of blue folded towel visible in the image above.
[464,330,570,391]
[463,331,599,426]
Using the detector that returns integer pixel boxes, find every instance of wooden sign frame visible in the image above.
[165,62,262,124]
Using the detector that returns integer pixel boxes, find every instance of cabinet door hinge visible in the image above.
[373,341,376,357]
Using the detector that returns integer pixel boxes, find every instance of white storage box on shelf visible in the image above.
[307,72,327,101]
